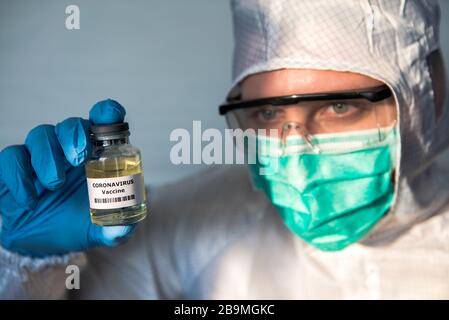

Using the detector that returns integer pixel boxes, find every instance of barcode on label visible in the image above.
[94,194,136,204]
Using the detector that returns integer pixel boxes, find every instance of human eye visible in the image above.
[317,101,369,120]
[249,106,285,123]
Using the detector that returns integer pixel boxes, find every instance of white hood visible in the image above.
[229,0,449,245]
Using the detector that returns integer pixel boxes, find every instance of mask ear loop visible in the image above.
[374,103,383,142]
[281,122,321,155]
[373,103,398,142]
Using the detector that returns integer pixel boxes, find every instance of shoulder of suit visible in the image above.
[139,166,271,296]
[148,165,269,223]
[143,165,270,256]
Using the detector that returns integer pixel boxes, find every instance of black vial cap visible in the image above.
[90,122,130,140]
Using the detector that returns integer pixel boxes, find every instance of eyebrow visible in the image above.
[219,85,392,115]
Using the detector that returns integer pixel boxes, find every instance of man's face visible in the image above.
[239,69,397,136]
[235,70,399,252]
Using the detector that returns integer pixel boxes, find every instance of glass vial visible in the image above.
[85,122,147,226]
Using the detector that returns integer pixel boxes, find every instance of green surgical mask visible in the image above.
[249,126,398,251]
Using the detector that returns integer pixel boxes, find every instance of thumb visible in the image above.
[89,99,126,125]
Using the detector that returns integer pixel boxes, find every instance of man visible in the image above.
[1,0,448,299]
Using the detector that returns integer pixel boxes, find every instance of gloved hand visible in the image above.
[0,99,137,258]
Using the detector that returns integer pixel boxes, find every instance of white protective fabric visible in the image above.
[229,0,449,245]
[2,0,449,299]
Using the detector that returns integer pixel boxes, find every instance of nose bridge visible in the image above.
[281,121,321,153]
[282,102,310,124]
[281,121,308,138]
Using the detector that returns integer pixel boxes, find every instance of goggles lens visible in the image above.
[224,89,396,155]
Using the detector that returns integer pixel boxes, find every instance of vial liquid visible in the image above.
[85,122,147,226]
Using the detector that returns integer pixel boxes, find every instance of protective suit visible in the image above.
[2,0,449,299]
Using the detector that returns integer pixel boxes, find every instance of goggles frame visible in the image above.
[219,85,392,115]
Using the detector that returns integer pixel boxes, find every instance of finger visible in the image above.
[55,117,91,167]
[89,99,126,125]
[25,124,66,190]
[88,223,137,247]
[0,145,38,209]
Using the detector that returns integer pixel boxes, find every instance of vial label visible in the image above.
[87,173,145,210]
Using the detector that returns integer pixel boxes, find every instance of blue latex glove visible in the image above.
[0,99,138,258]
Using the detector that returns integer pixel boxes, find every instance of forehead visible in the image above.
[241,69,386,100]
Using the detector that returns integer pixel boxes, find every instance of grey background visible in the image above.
[0,0,448,185]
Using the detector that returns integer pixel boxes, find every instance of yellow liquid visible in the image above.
[85,154,147,226]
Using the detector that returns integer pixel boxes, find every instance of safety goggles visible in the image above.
[219,85,396,154]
